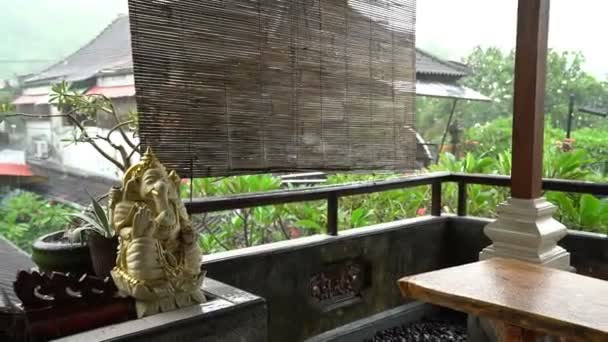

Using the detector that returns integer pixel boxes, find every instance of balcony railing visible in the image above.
[185,172,608,236]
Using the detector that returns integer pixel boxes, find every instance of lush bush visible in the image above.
[326,173,429,227]
[0,191,77,253]
[3,127,601,256]
[183,132,607,254]
[547,192,608,234]
[184,173,432,253]
[3,141,601,255]
[417,48,608,144]
[429,153,508,217]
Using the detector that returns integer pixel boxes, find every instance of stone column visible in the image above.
[471,0,569,340]
[479,0,570,271]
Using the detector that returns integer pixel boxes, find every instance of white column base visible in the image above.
[479,197,571,270]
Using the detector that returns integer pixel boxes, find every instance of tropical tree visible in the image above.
[417,47,608,144]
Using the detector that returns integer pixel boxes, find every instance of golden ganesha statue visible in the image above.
[110,148,205,317]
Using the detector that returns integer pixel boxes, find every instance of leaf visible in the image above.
[87,191,110,235]
[547,192,577,223]
[296,219,322,231]
[67,213,108,237]
[579,194,601,227]
[350,208,371,227]
[68,225,94,242]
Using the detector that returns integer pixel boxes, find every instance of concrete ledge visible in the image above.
[54,278,266,342]
[305,302,440,342]
[204,216,448,263]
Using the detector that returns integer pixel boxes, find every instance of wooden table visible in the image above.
[398,258,608,342]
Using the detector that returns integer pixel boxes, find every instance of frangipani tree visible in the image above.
[1,81,140,172]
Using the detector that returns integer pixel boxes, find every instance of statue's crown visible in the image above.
[124,147,165,183]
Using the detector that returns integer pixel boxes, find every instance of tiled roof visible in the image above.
[416,49,469,77]
[24,15,467,86]
[0,237,34,304]
[25,15,133,85]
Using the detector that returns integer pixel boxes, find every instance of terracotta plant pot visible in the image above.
[87,234,119,278]
[32,231,94,275]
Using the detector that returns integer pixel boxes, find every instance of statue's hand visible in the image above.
[132,206,155,238]
[181,228,197,244]
[155,209,176,228]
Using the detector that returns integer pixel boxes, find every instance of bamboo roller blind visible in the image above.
[128,0,417,177]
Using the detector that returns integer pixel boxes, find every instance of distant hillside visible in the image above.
[0,0,127,79]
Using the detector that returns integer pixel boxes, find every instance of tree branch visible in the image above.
[203,226,230,251]
[276,217,291,240]
[92,94,138,151]
[239,209,251,247]
[192,213,230,251]
[127,143,141,160]
[106,120,136,140]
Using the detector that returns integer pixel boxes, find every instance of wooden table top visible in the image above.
[398,258,608,341]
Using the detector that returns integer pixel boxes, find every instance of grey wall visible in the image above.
[203,216,608,341]
[561,231,608,279]
[204,217,452,342]
[444,216,491,265]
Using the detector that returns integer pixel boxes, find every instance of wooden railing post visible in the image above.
[431,182,442,216]
[327,193,338,236]
[457,181,467,216]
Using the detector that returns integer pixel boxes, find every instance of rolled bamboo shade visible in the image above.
[128,0,416,177]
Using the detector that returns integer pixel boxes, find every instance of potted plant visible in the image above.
[5,81,139,275]
[31,230,94,276]
[7,192,93,276]
[68,194,118,278]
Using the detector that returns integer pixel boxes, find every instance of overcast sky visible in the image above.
[417,0,607,78]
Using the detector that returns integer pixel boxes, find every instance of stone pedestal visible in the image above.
[480,197,570,270]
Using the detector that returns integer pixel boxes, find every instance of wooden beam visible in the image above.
[511,0,550,199]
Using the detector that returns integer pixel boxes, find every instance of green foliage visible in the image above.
[547,192,608,234]
[0,102,15,114]
[461,118,513,156]
[326,173,429,228]
[184,175,302,253]
[68,194,113,240]
[417,48,608,144]
[429,152,495,174]
[45,81,139,172]
[429,153,507,217]
[187,173,431,253]
[462,117,606,180]
[462,48,608,130]
[568,127,608,176]
[185,129,606,253]
[0,191,76,253]
[544,149,593,180]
